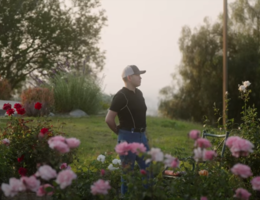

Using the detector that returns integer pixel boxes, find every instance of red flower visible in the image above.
[16,108,25,115]
[17,155,24,163]
[18,167,27,176]
[3,103,11,110]
[140,169,147,175]
[6,108,15,116]
[14,103,22,110]
[38,128,49,138]
[34,102,42,110]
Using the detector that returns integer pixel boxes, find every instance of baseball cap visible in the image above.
[122,65,146,78]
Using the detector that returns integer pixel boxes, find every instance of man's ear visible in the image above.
[127,75,131,81]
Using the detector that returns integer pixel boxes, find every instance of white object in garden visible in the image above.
[107,164,119,171]
[69,109,88,117]
[112,159,121,165]
[97,155,105,163]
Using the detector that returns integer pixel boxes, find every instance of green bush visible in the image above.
[47,73,102,114]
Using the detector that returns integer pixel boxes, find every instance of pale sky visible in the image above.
[97,0,235,115]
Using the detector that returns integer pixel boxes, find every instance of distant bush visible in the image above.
[20,87,54,116]
[0,76,12,100]
[47,73,102,114]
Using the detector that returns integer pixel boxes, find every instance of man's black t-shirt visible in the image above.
[110,87,147,128]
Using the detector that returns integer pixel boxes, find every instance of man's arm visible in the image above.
[105,110,118,134]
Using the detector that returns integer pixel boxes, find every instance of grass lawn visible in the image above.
[0,115,203,164]
[46,115,203,163]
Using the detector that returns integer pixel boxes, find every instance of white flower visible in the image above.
[238,85,246,93]
[193,147,204,162]
[145,148,164,164]
[112,159,121,165]
[243,81,251,88]
[107,164,119,171]
[97,155,105,163]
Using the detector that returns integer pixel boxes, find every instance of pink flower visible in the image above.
[226,136,240,148]
[115,142,131,155]
[1,178,26,197]
[3,103,11,111]
[203,150,217,161]
[231,164,252,178]
[230,138,254,158]
[251,176,260,190]
[195,138,212,148]
[234,188,251,200]
[140,169,147,175]
[34,102,42,110]
[189,130,200,140]
[14,103,22,110]
[200,197,208,200]
[66,138,80,148]
[60,163,68,170]
[56,169,77,189]
[100,169,105,176]
[21,176,40,192]
[194,147,204,161]
[91,179,111,195]
[48,136,66,144]
[164,154,179,168]
[146,148,164,164]
[36,184,54,197]
[129,142,147,154]
[2,138,10,146]
[38,165,57,181]
[48,140,70,153]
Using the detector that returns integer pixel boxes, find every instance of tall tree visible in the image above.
[159,0,260,124]
[0,0,107,89]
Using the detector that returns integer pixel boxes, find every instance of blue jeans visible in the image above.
[117,129,150,195]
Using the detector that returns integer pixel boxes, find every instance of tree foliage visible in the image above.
[0,0,107,89]
[159,0,260,125]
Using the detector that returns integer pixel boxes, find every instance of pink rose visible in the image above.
[193,147,204,161]
[251,176,260,190]
[21,176,40,192]
[200,197,208,200]
[48,140,70,153]
[129,142,146,154]
[226,136,241,148]
[2,138,10,146]
[48,136,66,144]
[195,138,212,148]
[38,165,57,181]
[164,154,179,168]
[230,138,254,158]
[189,130,200,140]
[115,142,131,155]
[146,148,164,163]
[234,188,251,200]
[1,178,26,197]
[66,138,80,148]
[36,184,54,197]
[60,163,68,170]
[231,163,252,178]
[91,179,111,195]
[56,169,77,189]
[203,150,217,161]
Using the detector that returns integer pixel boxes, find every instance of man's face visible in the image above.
[129,74,142,87]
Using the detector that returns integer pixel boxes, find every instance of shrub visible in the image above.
[0,76,12,100]
[20,87,54,116]
[46,73,102,114]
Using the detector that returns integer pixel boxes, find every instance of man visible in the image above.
[105,65,150,195]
